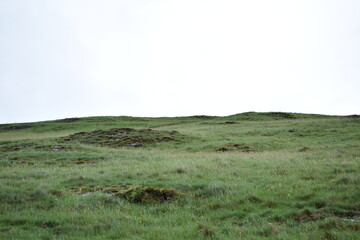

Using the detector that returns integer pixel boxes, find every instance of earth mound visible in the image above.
[62,128,186,148]
[71,185,181,203]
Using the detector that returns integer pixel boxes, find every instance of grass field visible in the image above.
[0,112,359,239]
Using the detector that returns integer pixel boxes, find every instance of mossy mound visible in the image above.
[57,118,79,123]
[216,143,255,152]
[228,111,296,120]
[62,128,187,148]
[0,142,36,152]
[119,185,178,203]
[71,185,181,203]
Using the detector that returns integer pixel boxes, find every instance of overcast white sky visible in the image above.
[1,0,359,123]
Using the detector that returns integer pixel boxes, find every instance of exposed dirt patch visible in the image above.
[292,209,360,223]
[51,145,66,151]
[198,224,215,237]
[292,209,327,222]
[299,147,311,152]
[9,158,35,165]
[0,142,35,152]
[220,121,237,125]
[231,143,255,152]
[73,159,94,165]
[71,185,182,203]
[172,168,188,174]
[216,147,229,152]
[0,141,71,153]
[33,145,70,151]
[216,144,255,153]
[62,128,187,148]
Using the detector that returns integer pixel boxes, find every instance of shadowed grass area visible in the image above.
[0,112,359,239]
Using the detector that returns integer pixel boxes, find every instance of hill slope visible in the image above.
[0,112,359,239]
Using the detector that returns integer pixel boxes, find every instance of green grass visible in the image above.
[0,112,359,239]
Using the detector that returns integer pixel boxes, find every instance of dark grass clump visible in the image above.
[121,185,178,203]
[0,124,32,131]
[263,112,296,119]
[71,185,181,204]
[0,141,36,152]
[198,224,215,237]
[0,141,71,153]
[57,118,79,123]
[216,143,255,153]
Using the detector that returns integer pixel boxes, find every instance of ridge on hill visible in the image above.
[226,111,334,120]
[0,111,344,128]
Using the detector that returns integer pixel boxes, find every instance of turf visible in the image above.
[0,112,359,239]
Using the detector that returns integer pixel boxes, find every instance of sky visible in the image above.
[0,0,359,123]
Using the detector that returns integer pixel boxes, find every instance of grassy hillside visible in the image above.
[0,112,359,239]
